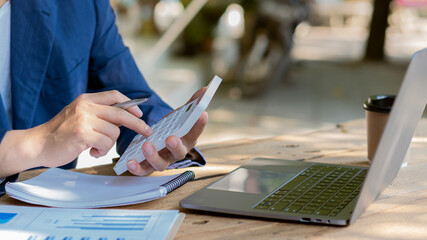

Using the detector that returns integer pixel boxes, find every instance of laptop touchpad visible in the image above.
[208,168,297,195]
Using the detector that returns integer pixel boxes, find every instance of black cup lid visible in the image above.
[363,95,395,113]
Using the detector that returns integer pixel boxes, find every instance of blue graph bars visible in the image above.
[56,214,151,231]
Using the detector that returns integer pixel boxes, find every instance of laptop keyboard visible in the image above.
[253,165,367,217]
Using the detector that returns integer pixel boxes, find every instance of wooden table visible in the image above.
[2,119,427,239]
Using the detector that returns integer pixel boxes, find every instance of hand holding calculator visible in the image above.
[113,76,222,175]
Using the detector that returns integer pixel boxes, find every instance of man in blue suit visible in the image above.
[0,0,208,189]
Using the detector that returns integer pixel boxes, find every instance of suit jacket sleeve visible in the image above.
[88,0,172,155]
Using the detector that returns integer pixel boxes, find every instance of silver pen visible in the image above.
[112,98,148,109]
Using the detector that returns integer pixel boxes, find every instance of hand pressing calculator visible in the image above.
[113,75,222,175]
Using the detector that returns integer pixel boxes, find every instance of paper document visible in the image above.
[6,168,194,208]
[0,205,184,240]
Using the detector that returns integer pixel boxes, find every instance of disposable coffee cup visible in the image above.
[363,95,409,167]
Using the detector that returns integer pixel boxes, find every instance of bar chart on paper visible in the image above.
[55,213,150,232]
[0,206,183,240]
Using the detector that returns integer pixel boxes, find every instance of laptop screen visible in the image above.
[350,48,427,224]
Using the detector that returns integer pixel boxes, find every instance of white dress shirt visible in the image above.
[0,0,12,126]
[0,0,11,185]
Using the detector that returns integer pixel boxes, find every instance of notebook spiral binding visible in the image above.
[161,171,195,194]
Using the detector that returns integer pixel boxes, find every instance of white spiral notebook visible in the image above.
[5,168,194,208]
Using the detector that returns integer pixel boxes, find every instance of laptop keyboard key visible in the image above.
[270,202,290,211]
[280,176,307,191]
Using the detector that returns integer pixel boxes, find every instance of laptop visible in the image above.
[180,48,427,226]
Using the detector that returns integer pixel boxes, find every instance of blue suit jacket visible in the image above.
[0,0,173,169]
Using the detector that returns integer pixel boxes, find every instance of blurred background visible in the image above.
[78,0,427,168]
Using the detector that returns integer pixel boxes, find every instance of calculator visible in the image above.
[113,75,222,175]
